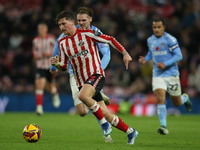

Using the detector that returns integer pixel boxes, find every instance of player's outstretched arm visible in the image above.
[88,30,132,69]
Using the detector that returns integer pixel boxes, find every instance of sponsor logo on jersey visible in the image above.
[100,44,109,47]
[152,50,167,55]
[69,49,89,59]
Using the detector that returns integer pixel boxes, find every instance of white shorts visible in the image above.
[69,74,82,106]
[152,76,181,96]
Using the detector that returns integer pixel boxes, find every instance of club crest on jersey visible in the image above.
[78,40,85,47]
[161,43,165,48]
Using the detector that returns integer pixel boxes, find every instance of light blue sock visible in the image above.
[157,104,167,128]
[181,95,188,105]
[96,118,105,136]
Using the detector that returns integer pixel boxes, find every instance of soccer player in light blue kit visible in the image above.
[139,18,192,135]
[50,7,113,143]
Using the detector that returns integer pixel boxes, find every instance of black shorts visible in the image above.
[35,69,54,82]
[79,74,105,102]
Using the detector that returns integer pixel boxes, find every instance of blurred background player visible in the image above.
[138,18,192,135]
[51,10,138,145]
[50,7,113,143]
[33,22,61,115]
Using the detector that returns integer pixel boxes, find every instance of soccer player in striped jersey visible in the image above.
[139,18,192,135]
[51,11,138,145]
[50,7,113,143]
[32,22,61,115]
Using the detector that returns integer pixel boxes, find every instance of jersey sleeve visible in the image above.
[144,39,152,62]
[166,34,179,52]
[87,30,126,53]
[163,34,182,66]
[92,26,111,70]
[50,39,59,71]
[56,39,68,71]
[96,43,111,70]
[164,47,182,66]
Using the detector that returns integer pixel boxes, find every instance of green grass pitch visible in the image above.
[0,113,199,150]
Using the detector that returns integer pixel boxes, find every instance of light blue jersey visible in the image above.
[50,25,111,75]
[144,32,182,77]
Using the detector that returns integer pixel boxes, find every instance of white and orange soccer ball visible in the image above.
[22,124,42,143]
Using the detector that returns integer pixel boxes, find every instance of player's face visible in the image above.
[38,24,48,37]
[77,14,92,29]
[152,21,165,38]
[58,18,74,35]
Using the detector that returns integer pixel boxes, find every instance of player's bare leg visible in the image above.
[170,94,192,112]
[75,103,88,117]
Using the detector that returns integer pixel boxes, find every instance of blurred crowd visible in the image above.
[0,0,200,98]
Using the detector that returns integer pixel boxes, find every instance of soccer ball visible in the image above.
[22,124,42,143]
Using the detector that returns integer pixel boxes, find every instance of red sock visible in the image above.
[89,102,104,120]
[35,90,43,105]
[111,115,129,132]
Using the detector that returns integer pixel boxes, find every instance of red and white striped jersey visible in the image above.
[33,34,56,70]
[58,29,125,87]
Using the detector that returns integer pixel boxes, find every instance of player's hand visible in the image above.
[50,55,68,71]
[138,56,146,64]
[156,62,165,70]
[123,53,132,69]
[49,69,58,76]
[50,55,59,66]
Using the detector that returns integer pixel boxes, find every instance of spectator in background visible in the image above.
[9,31,23,50]
[138,18,192,135]
[32,22,60,115]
